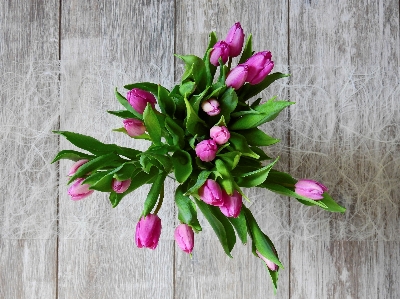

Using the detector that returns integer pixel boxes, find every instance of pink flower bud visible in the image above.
[68,159,89,176]
[198,179,224,206]
[256,250,279,271]
[225,22,245,57]
[219,190,242,218]
[201,98,221,116]
[123,118,146,137]
[210,41,230,66]
[210,125,230,145]
[294,179,328,200]
[68,178,94,201]
[127,88,157,114]
[244,51,274,85]
[225,64,248,90]
[135,214,162,250]
[112,178,131,193]
[195,139,218,162]
[174,224,194,254]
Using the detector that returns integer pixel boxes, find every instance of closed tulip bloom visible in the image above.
[123,118,146,137]
[112,178,131,193]
[68,178,94,201]
[135,214,162,250]
[210,41,230,66]
[174,224,194,254]
[225,64,248,90]
[195,139,218,162]
[68,159,89,176]
[245,51,274,85]
[220,190,242,218]
[294,179,328,200]
[256,250,279,271]
[225,22,245,57]
[201,98,221,116]
[210,125,230,145]
[127,88,157,114]
[198,179,224,206]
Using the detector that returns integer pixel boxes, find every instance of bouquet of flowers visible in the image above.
[53,22,345,291]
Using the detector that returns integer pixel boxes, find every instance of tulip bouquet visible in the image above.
[53,23,345,291]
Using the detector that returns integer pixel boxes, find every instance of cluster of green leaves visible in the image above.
[53,30,345,292]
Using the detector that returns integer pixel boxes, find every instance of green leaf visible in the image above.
[107,110,137,119]
[143,104,162,145]
[123,82,159,94]
[215,159,235,195]
[172,150,192,183]
[115,88,143,120]
[219,87,238,124]
[165,117,185,148]
[227,210,248,244]
[236,128,280,146]
[157,85,175,117]
[179,81,197,97]
[191,87,210,114]
[113,127,152,140]
[250,146,272,160]
[184,98,208,136]
[238,34,253,64]
[203,32,218,84]
[236,157,279,187]
[52,150,94,163]
[264,169,297,187]
[228,132,260,159]
[142,172,166,216]
[175,185,202,232]
[176,54,207,91]
[217,151,241,170]
[319,192,346,213]
[83,171,113,190]
[186,170,212,195]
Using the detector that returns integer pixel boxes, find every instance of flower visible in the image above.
[225,22,245,57]
[123,118,146,137]
[112,178,131,193]
[210,41,230,66]
[225,64,248,90]
[68,159,89,176]
[201,98,221,116]
[256,250,279,271]
[210,125,230,145]
[174,224,194,254]
[127,88,157,114]
[68,178,94,201]
[135,214,162,250]
[294,179,328,200]
[220,190,242,217]
[195,139,218,162]
[198,179,224,206]
[245,51,274,85]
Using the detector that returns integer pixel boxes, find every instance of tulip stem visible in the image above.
[227,57,232,71]
[153,183,164,215]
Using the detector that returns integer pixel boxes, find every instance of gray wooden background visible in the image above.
[1,1,399,298]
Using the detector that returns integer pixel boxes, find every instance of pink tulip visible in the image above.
[198,179,224,206]
[112,178,131,193]
[225,22,245,57]
[294,179,328,200]
[135,214,162,250]
[225,64,248,90]
[123,118,146,137]
[127,88,157,114]
[68,178,94,201]
[201,98,221,116]
[210,125,230,145]
[68,159,89,176]
[244,51,274,85]
[195,139,218,162]
[219,190,242,218]
[210,41,230,66]
[256,250,279,271]
[174,224,194,254]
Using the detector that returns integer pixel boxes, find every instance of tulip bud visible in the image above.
[135,214,162,250]
[210,125,230,145]
[112,178,131,193]
[201,98,221,116]
[68,159,89,176]
[123,118,146,137]
[174,224,194,254]
[210,41,230,66]
[225,22,245,57]
[127,88,157,114]
[245,51,274,85]
[195,139,218,162]
[68,178,94,201]
[294,179,328,200]
[225,64,248,90]
[256,250,279,271]
[219,190,242,218]
[198,179,224,206]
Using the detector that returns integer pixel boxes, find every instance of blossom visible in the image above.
[127,88,157,114]
[225,22,245,57]
[135,214,162,250]
[210,41,230,66]
[294,179,328,200]
[123,118,146,137]
[225,64,248,90]
[210,125,230,145]
[68,178,94,201]
[245,51,274,85]
[174,224,194,254]
[112,178,131,193]
[220,190,242,217]
[195,139,218,162]
[256,250,279,271]
[198,179,224,206]
[68,159,89,176]
[201,98,221,116]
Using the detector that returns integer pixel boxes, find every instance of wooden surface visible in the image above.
[1,0,399,298]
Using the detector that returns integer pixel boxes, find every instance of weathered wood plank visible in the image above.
[59,0,175,298]
[0,0,59,298]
